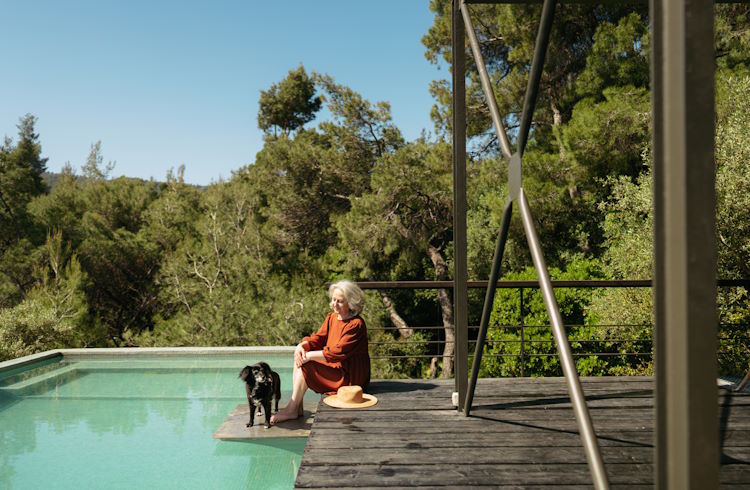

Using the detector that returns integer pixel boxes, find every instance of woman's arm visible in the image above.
[301,314,332,351]
[303,350,325,362]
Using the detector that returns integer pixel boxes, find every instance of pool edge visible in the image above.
[0,346,295,375]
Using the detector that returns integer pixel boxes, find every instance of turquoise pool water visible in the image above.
[0,353,310,489]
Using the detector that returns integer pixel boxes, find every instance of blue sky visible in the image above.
[1,1,444,185]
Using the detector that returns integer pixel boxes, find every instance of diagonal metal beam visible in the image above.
[518,188,609,489]
[464,199,513,413]
[460,2,514,162]
[517,0,557,156]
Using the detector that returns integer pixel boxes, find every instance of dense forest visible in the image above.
[1,4,749,379]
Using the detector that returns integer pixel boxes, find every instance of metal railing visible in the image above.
[362,280,750,377]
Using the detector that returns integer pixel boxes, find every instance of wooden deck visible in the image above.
[294,377,750,488]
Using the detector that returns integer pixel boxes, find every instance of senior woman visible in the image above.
[270,280,371,424]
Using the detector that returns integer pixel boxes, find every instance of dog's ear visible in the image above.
[258,362,272,376]
[239,366,251,382]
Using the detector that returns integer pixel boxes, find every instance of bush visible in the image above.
[479,258,610,377]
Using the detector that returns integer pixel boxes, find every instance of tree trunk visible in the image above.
[429,357,439,379]
[378,289,413,339]
[428,245,455,378]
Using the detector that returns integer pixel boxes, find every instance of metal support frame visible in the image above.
[652,0,718,487]
[455,0,609,487]
[450,0,725,487]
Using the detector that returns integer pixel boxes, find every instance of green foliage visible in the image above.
[142,165,204,253]
[715,68,750,374]
[249,132,352,258]
[29,164,88,248]
[0,115,49,305]
[81,141,115,180]
[0,231,87,361]
[480,259,607,377]
[716,69,750,279]
[369,330,429,379]
[423,1,646,144]
[587,167,653,349]
[2,7,749,381]
[314,73,404,158]
[0,298,68,361]
[715,5,750,72]
[76,177,160,341]
[336,141,453,278]
[589,67,750,375]
[258,65,322,137]
[564,86,650,186]
[575,12,650,100]
[138,175,331,348]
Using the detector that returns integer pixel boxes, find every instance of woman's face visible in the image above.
[331,288,351,318]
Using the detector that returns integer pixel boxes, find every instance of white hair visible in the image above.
[328,280,365,315]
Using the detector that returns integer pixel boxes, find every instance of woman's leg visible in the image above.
[270,363,308,424]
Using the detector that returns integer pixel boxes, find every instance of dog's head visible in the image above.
[239,362,273,387]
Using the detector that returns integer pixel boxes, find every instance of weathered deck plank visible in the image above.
[294,377,750,488]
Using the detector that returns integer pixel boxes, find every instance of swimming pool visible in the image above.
[0,348,312,489]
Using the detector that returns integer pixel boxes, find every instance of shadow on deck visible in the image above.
[294,377,750,488]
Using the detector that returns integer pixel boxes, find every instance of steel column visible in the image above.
[652,0,718,488]
[452,0,470,413]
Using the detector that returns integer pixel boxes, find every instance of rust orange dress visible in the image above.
[300,312,371,394]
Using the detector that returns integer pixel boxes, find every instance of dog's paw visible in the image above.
[246,422,253,428]
[264,424,270,429]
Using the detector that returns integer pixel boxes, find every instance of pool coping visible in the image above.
[0,346,296,375]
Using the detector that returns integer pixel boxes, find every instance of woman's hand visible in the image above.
[295,342,308,367]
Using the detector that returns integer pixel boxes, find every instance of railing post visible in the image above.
[520,287,525,378]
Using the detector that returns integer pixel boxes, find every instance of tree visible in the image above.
[248,73,404,268]
[76,176,160,342]
[0,114,49,306]
[423,1,645,148]
[0,231,87,361]
[588,66,750,375]
[9,114,48,190]
[424,7,654,275]
[258,65,322,137]
[248,132,353,260]
[81,140,115,180]
[29,164,88,250]
[139,177,329,347]
[336,141,457,377]
[574,12,650,101]
[314,73,404,160]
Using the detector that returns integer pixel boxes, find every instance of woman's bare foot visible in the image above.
[270,403,301,425]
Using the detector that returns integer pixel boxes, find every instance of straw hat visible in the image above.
[323,385,378,409]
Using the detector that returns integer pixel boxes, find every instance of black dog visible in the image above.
[238,362,281,429]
